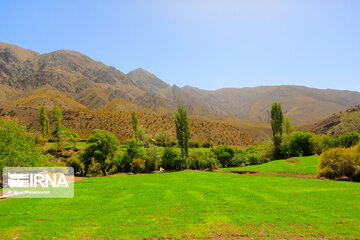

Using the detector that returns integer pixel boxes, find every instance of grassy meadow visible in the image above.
[222,156,319,175]
[1,169,360,239]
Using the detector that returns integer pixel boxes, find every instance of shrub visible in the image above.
[319,135,336,153]
[65,156,84,176]
[245,152,262,165]
[187,151,218,170]
[126,139,145,159]
[230,152,246,167]
[335,132,360,148]
[189,141,200,148]
[213,146,235,167]
[130,158,145,173]
[282,131,319,157]
[160,147,183,171]
[202,141,212,148]
[144,145,162,172]
[317,147,359,181]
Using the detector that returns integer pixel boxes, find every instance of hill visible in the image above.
[0,102,256,146]
[301,104,360,136]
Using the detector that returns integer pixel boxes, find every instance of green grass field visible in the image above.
[222,156,319,174]
[1,170,360,239]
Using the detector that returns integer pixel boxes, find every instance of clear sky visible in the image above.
[1,0,359,91]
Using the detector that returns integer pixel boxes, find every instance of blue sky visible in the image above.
[1,0,359,91]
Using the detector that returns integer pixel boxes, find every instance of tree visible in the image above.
[50,126,77,149]
[80,129,120,176]
[52,104,63,128]
[0,119,44,176]
[282,116,294,135]
[131,111,139,139]
[40,105,49,138]
[144,145,162,172]
[340,112,360,133]
[175,105,190,162]
[155,128,174,146]
[138,125,151,142]
[271,102,284,158]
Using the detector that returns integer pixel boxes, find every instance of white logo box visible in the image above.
[3,167,74,198]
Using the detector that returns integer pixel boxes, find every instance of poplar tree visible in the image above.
[175,104,190,163]
[40,105,49,138]
[131,111,139,139]
[52,104,63,129]
[271,102,284,158]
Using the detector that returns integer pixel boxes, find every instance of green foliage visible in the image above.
[131,111,139,139]
[144,145,162,172]
[213,145,235,167]
[0,119,44,175]
[187,151,218,170]
[202,141,212,148]
[138,125,151,142]
[229,152,246,167]
[80,129,120,176]
[40,105,49,138]
[50,126,79,149]
[335,131,360,148]
[175,105,190,161]
[52,104,63,128]
[317,146,360,181]
[245,152,263,165]
[340,111,360,133]
[155,128,174,146]
[126,139,145,160]
[271,102,284,158]
[319,135,336,152]
[65,156,84,176]
[189,141,200,148]
[282,116,294,135]
[161,147,183,170]
[281,131,319,157]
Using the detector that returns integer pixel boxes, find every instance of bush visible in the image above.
[187,151,218,170]
[161,147,183,171]
[202,141,212,148]
[335,132,360,148]
[213,146,235,167]
[65,156,84,176]
[317,147,359,181]
[126,139,145,159]
[189,141,200,148]
[319,135,336,153]
[230,152,246,167]
[144,145,162,172]
[281,131,319,158]
[245,152,262,165]
[130,158,145,173]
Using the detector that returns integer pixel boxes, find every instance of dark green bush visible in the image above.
[189,141,200,148]
[144,145,162,172]
[213,146,235,167]
[161,147,184,171]
[202,141,212,148]
[335,132,360,148]
[245,152,262,165]
[187,151,218,170]
[281,131,319,157]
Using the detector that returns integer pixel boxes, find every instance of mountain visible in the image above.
[1,42,360,142]
[301,104,360,136]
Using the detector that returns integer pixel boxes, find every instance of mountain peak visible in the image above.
[127,68,169,92]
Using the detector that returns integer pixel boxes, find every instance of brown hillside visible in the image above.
[301,104,360,136]
[0,102,256,146]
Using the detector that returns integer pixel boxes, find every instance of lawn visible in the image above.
[222,156,319,174]
[1,170,360,239]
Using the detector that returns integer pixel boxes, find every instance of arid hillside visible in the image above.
[301,104,360,136]
[0,102,256,146]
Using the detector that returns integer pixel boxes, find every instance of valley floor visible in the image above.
[0,163,360,239]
